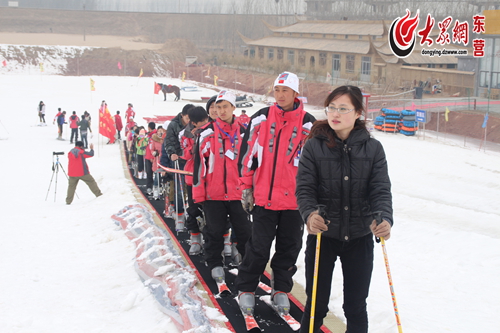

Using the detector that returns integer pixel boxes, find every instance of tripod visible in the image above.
[45,153,76,202]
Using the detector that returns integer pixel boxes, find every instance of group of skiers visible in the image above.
[123,71,393,333]
[52,108,93,146]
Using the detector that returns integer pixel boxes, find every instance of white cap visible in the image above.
[216,90,236,107]
[163,120,171,129]
[274,72,299,93]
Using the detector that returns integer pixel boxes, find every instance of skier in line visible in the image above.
[179,106,209,255]
[235,72,316,316]
[205,95,218,121]
[164,104,193,230]
[148,126,165,199]
[295,85,393,333]
[193,90,251,286]
[135,127,148,179]
[144,122,157,194]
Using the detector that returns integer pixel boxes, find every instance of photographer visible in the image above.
[65,141,102,205]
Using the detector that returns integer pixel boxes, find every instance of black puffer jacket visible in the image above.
[164,112,186,158]
[296,128,393,241]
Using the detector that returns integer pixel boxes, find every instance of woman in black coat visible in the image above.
[296,85,393,333]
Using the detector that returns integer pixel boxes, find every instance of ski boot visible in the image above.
[230,242,242,266]
[175,213,186,233]
[212,266,230,295]
[164,204,175,218]
[153,187,159,200]
[147,188,152,195]
[223,232,232,257]
[211,266,225,283]
[238,291,255,316]
[189,233,203,255]
[271,290,290,315]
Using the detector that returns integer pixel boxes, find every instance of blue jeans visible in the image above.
[80,130,88,148]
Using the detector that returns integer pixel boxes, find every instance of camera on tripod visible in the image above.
[46,150,71,202]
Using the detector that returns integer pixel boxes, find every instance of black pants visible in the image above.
[299,233,374,333]
[203,200,251,270]
[70,128,78,143]
[137,154,144,172]
[186,185,203,233]
[236,206,304,293]
[145,159,154,188]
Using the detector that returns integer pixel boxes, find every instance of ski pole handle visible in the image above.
[373,211,383,243]
[317,204,327,220]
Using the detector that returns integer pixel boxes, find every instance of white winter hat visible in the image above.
[163,120,171,129]
[274,72,299,93]
[216,90,236,107]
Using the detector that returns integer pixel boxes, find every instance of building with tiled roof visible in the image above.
[240,18,475,96]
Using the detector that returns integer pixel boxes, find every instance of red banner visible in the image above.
[154,82,161,94]
[99,103,116,143]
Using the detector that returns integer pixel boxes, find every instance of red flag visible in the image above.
[99,103,116,143]
[2,60,6,67]
[154,82,161,94]
[117,62,122,70]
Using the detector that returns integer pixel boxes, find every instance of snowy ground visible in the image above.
[0,73,499,333]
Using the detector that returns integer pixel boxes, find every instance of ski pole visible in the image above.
[374,211,403,333]
[309,204,327,333]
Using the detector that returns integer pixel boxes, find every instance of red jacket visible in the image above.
[125,107,135,122]
[69,115,80,129]
[114,114,123,131]
[193,117,246,203]
[238,101,316,210]
[179,123,196,186]
[68,147,94,177]
[146,132,163,172]
[144,130,157,160]
[238,114,250,127]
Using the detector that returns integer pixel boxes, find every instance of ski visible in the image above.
[242,313,261,332]
[216,281,231,297]
[260,295,301,331]
[237,295,262,332]
[228,269,272,294]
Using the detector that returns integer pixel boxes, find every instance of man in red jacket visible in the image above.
[114,111,123,140]
[193,90,251,287]
[236,72,316,316]
[69,111,80,144]
[66,141,102,205]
